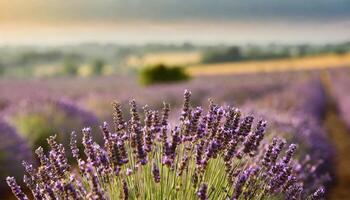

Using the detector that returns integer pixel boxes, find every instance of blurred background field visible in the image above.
[1,0,350,199]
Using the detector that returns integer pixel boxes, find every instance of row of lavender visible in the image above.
[0,73,295,120]
[0,99,100,194]
[6,90,326,200]
[329,68,350,130]
[243,77,333,190]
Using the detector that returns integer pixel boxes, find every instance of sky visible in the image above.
[0,0,349,45]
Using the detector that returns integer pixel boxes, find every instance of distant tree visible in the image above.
[182,42,195,51]
[139,63,190,85]
[0,62,4,76]
[334,48,347,55]
[62,58,78,76]
[226,46,242,60]
[297,45,310,57]
[202,46,242,63]
[91,59,105,75]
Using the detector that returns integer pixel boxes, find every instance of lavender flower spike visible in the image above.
[197,183,208,200]
[309,187,325,200]
[6,177,29,200]
[70,131,80,159]
[232,168,252,200]
[180,89,191,122]
[152,161,161,183]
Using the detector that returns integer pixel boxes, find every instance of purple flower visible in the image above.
[152,162,161,183]
[126,168,133,176]
[177,154,189,176]
[6,177,29,200]
[70,131,80,159]
[82,127,101,168]
[269,164,292,192]
[262,138,278,167]
[122,179,129,200]
[282,144,297,165]
[237,115,254,139]
[130,100,147,165]
[197,183,208,200]
[232,168,252,200]
[180,89,191,122]
[112,101,126,135]
[309,187,325,200]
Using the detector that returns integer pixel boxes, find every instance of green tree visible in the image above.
[62,58,78,76]
[202,46,242,63]
[0,62,4,76]
[91,59,105,75]
[139,64,190,85]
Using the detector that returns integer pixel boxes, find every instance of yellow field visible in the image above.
[187,53,350,76]
[126,51,201,67]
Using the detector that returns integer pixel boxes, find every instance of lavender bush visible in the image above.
[0,119,32,191]
[5,98,99,153]
[243,78,333,187]
[329,69,350,129]
[244,78,327,121]
[7,91,325,200]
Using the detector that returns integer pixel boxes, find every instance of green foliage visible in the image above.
[10,103,99,157]
[202,46,243,63]
[139,64,190,85]
[90,59,105,76]
[62,58,79,76]
[102,145,234,200]
[0,62,5,76]
[13,109,72,151]
[201,43,350,64]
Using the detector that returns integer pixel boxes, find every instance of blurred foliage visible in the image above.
[0,42,349,78]
[0,62,4,76]
[62,58,79,76]
[202,46,243,63]
[139,63,190,85]
[0,120,32,190]
[90,59,105,76]
[201,43,350,64]
[14,113,57,151]
[9,101,100,160]
[15,50,63,66]
[0,99,7,111]
[12,108,79,151]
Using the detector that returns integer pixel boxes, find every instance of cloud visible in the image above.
[1,0,349,44]
[1,0,349,23]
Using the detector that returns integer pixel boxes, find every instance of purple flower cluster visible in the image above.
[242,77,334,192]
[6,90,326,200]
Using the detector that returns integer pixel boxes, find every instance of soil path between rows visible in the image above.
[322,75,350,200]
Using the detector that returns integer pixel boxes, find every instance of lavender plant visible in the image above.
[329,69,350,129]
[243,78,333,192]
[7,90,325,200]
[5,98,99,153]
[0,119,32,191]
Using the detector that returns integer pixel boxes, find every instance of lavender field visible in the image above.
[0,67,350,200]
[1,1,350,199]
